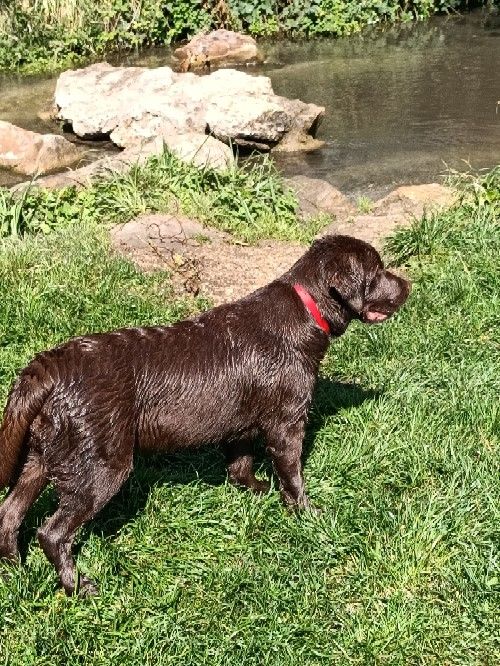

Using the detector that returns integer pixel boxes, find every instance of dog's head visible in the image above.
[291,235,411,331]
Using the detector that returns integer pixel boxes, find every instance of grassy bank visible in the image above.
[0,0,486,72]
[0,168,499,663]
[0,151,321,244]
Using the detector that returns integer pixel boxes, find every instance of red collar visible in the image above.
[293,284,330,335]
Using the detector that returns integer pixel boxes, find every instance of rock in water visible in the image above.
[54,63,324,154]
[0,121,83,176]
[173,29,262,72]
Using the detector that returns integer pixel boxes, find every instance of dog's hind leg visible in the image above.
[0,452,47,561]
[37,453,133,596]
[225,441,270,494]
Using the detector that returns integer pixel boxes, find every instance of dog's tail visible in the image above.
[0,361,53,489]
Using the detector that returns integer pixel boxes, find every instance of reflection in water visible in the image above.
[0,12,499,193]
[262,13,500,196]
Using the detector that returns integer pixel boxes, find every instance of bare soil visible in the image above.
[111,182,456,305]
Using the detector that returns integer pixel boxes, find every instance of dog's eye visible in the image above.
[365,272,379,297]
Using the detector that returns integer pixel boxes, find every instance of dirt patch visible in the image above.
[111,213,305,305]
[111,182,456,304]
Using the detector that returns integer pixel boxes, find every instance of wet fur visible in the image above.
[0,235,410,595]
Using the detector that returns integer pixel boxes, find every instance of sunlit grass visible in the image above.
[0,150,323,244]
[0,168,499,664]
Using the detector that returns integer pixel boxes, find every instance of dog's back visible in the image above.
[0,235,410,595]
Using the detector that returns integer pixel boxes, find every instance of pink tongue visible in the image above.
[365,310,388,322]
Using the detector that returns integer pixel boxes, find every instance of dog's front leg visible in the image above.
[265,421,312,510]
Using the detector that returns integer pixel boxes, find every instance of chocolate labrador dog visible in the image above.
[0,235,410,595]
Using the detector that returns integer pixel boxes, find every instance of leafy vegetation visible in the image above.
[0,0,490,72]
[0,167,498,664]
[0,150,319,244]
[227,0,464,36]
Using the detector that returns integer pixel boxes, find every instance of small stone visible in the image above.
[285,175,355,220]
[173,29,262,72]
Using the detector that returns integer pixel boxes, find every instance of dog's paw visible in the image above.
[0,530,20,562]
[283,493,322,515]
[304,503,323,516]
[251,479,271,495]
[78,575,99,597]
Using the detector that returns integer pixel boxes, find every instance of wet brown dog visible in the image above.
[0,235,410,595]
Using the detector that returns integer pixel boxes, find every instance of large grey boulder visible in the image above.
[0,121,83,176]
[54,63,324,153]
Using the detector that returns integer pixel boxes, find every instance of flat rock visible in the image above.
[322,182,457,250]
[111,213,305,305]
[0,121,83,176]
[111,213,223,252]
[285,175,355,220]
[173,29,262,72]
[373,183,457,217]
[54,63,324,153]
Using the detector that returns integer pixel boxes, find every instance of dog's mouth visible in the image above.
[361,308,391,324]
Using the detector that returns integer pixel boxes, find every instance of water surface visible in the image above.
[1,11,499,194]
[260,12,500,197]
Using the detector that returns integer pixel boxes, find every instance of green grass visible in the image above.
[0,150,323,244]
[356,195,374,214]
[0,169,499,664]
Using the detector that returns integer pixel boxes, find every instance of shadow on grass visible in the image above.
[16,378,378,559]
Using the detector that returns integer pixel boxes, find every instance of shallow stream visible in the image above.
[1,11,499,195]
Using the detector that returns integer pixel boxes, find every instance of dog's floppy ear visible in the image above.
[327,261,365,315]
[315,237,371,315]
